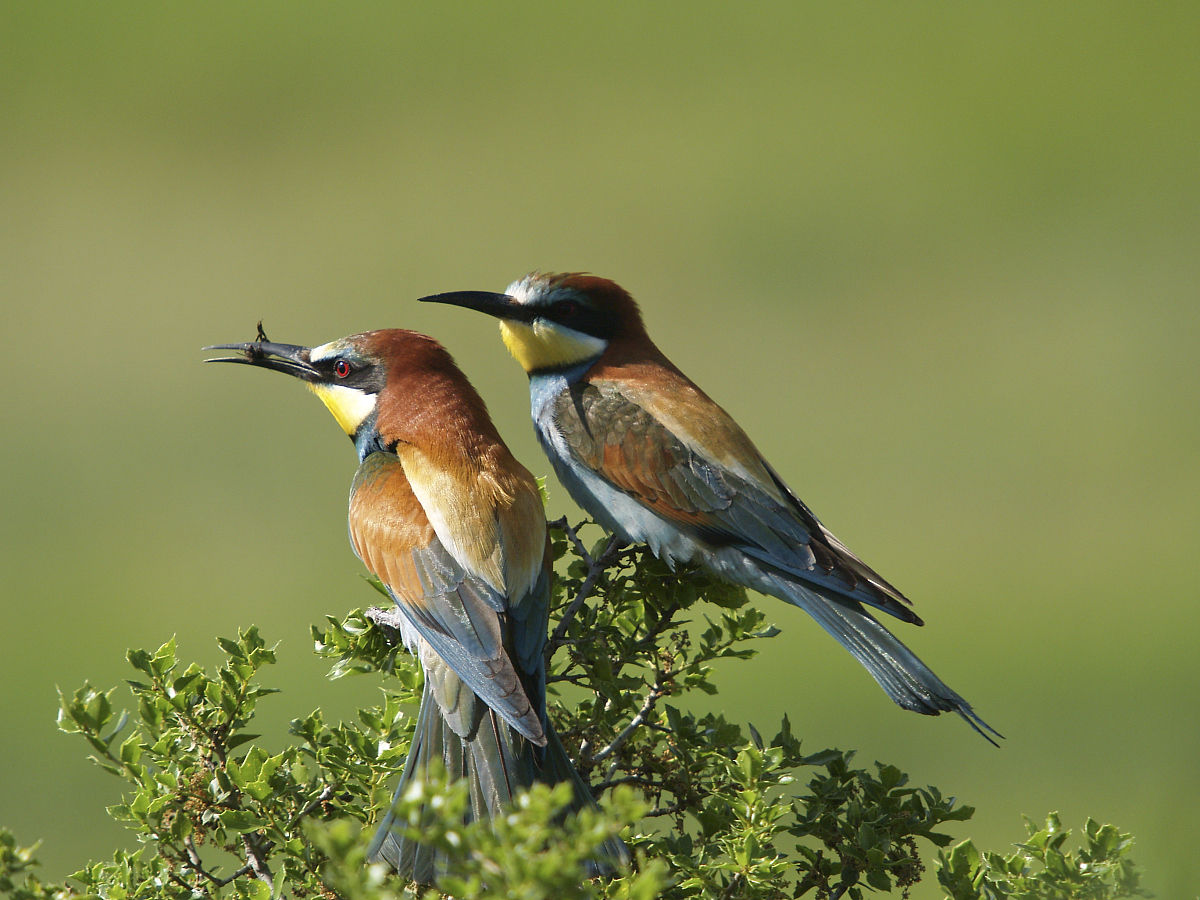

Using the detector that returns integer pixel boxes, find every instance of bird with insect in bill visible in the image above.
[205,326,629,882]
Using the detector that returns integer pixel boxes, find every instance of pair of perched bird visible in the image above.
[207,272,998,883]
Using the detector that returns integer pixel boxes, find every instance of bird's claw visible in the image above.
[365,606,406,643]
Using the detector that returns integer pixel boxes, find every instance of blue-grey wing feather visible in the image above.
[552,382,917,622]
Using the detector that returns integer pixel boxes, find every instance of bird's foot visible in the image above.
[364,606,406,643]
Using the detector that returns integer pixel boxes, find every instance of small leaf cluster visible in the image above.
[311,591,421,684]
[938,813,1151,900]
[56,627,411,899]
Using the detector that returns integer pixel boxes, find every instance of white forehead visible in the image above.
[505,273,567,307]
[309,339,349,362]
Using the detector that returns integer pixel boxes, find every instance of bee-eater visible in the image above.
[421,274,1000,743]
[205,329,627,882]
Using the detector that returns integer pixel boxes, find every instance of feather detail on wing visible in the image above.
[348,451,549,744]
[552,379,921,624]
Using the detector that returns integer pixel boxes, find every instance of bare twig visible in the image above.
[546,672,593,688]
[547,522,623,659]
[720,873,746,900]
[591,679,667,767]
[645,803,686,819]
[183,836,254,887]
[593,774,665,791]
[242,832,274,892]
[288,784,335,828]
[183,836,206,872]
[549,516,594,566]
[166,869,209,897]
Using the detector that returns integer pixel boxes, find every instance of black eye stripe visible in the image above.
[540,301,617,340]
[316,357,387,394]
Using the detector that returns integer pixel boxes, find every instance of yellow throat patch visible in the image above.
[308,383,376,436]
[500,319,606,373]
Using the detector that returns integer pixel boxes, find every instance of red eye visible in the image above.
[334,359,351,378]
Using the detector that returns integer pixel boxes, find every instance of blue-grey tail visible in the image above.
[367,681,629,883]
[768,574,1002,745]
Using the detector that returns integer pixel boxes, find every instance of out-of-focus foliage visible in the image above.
[0,829,70,900]
[4,522,1148,899]
[938,814,1149,900]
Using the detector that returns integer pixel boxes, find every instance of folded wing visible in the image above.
[552,380,921,625]
[348,451,550,744]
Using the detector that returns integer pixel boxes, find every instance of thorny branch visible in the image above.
[548,521,692,781]
[644,803,686,819]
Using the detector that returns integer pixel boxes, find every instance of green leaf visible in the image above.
[226,732,262,750]
[219,810,268,832]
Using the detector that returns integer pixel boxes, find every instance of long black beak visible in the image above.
[418,291,537,323]
[203,341,319,381]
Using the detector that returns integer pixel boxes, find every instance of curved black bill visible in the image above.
[202,341,319,381]
[418,291,536,323]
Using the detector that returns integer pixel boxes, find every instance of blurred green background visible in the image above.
[3,3,1197,896]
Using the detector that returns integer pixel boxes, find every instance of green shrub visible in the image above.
[3,521,1147,899]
